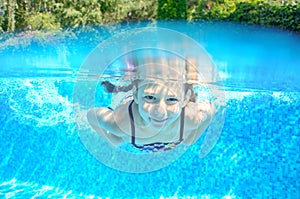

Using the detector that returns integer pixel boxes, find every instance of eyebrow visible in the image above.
[167,95,179,98]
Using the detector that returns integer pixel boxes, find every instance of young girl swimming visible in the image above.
[87,52,215,152]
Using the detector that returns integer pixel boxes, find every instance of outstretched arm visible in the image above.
[184,101,215,146]
[87,107,126,146]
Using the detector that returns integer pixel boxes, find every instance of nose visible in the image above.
[152,101,167,118]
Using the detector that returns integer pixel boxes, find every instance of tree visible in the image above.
[6,0,16,31]
[157,0,187,19]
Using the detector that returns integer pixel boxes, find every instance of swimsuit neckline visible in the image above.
[128,100,184,152]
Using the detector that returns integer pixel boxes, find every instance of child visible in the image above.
[87,51,215,152]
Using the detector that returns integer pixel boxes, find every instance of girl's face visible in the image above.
[134,80,189,130]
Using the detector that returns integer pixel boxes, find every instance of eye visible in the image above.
[143,95,156,102]
[166,97,179,104]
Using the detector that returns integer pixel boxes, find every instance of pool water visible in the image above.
[0,21,299,198]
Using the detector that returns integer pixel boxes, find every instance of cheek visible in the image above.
[167,104,181,115]
[140,101,151,113]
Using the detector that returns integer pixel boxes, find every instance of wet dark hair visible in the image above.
[101,54,199,101]
[101,80,197,102]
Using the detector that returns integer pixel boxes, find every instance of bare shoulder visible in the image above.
[113,100,132,133]
[184,101,215,129]
[87,101,132,137]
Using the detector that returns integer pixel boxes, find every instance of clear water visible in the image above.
[0,21,299,198]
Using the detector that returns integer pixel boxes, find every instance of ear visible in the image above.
[183,89,191,107]
[133,86,138,104]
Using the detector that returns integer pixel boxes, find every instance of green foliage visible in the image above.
[0,10,4,32]
[196,0,236,20]
[227,1,300,32]
[120,0,158,22]
[158,0,187,19]
[0,0,157,32]
[28,12,60,31]
[191,0,300,32]
[53,0,103,28]
[6,0,16,31]
[0,0,299,33]
[100,0,157,23]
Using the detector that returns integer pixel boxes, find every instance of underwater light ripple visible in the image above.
[0,178,238,199]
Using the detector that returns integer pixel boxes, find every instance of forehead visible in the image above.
[134,53,186,81]
[138,81,184,95]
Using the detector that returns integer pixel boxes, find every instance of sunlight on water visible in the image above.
[0,178,237,199]
[0,178,102,199]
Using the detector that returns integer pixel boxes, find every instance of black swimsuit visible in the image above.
[129,100,184,152]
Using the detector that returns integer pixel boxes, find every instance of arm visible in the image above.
[87,107,126,146]
[183,101,215,146]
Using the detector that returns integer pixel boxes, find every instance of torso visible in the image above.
[113,100,204,147]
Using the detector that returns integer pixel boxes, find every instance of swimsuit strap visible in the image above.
[129,100,185,149]
[129,100,136,145]
[179,106,185,142]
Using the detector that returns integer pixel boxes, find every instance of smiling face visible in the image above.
[131,52,191,130]
[134,80,189,130]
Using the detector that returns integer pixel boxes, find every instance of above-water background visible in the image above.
[0,21,299,198]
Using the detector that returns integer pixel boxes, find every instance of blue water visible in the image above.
[0,21,300,198]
